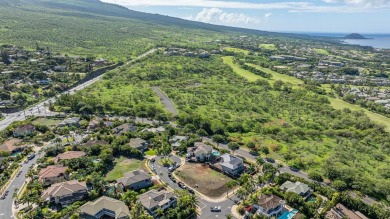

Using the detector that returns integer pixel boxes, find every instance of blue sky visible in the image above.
[101,0,390,33]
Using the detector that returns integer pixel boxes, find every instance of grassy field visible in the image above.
[105,157,144,181]
[328,97,390,132]
[313,48,330,55]
[259,43,277,50]
[32,118,62,127]
[145,149,158,156]
[224,47,250,55]
[222,57,260,81]
[246,63,303,86]
[176,163,232,198]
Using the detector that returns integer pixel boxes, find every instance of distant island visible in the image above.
[344,33,370,39]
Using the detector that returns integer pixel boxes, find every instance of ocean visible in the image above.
[290,32,390,49]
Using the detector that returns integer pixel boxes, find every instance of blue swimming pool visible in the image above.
[212,151,220,156]
[278,209,298,219]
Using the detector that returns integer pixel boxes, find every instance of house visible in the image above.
[78,196,130,219]
[13,124,35,137]
[41,180,87,207]
[53,66,68,72]
[254,194,285,218]
[141,126,165,133]
[111,123,137,136]
[38,165,68,186]
[199,51,211,58]
[59,117,80,127]
[0,138,27,154]
[138,189,177,216]
[53,151,86,163]
[129,138,149,152]
[188,142,213,162]
[220,153,245,176]
[280,181,311,199]
[325,203,369,219]
[169,135,189,149]
[116,169,152,190]
[87,118,102,130]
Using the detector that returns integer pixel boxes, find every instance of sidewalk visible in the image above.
[231,205,244,219]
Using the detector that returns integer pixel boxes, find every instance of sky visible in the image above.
[100,0,390,34]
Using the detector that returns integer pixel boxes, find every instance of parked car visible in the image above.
[210,206,221,212]
[168,166,175,172]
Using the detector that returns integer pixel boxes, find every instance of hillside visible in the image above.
[344,33,368,39]
[0,0,319,60]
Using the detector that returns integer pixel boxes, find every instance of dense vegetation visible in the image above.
[56,54,390,202]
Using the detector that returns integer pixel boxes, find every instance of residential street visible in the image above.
[0,154,39,218]
[152,155,239,219]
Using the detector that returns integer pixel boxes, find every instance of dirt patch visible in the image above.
[176,163,232,198]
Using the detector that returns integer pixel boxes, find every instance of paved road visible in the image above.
[0,154,39,219]
[152,87,178,116]
[0,48,157,132]
[152,155,238,219]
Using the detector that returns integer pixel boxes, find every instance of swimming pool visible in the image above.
[278,209,298,219]
[212,151,220,156]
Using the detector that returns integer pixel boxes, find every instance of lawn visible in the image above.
[105,157,145,181]
[259,43,277,50]
[313,48,330,55]
[145,149,158,156]
[175,163,233,198]
[32,118,62,127]
[224,47,250,55]
[246,63,303,87]
[222,56,261,82]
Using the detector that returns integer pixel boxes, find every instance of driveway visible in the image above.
[152,155,239,219]
[152,87,178,116]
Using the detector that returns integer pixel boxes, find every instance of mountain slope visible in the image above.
[0,0,317,60]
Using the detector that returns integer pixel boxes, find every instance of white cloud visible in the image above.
[190,8,260,25]
[101,0,390,13]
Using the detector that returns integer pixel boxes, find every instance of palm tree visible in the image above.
[156,208,165,217]
[226,213,233,219]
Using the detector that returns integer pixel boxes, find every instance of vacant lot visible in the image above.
[32,118,62,127]
[106,157,145,181]
[176,163,232,198]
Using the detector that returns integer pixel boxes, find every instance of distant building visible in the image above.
[13,124,35,137]
[53,66,68,72]
[38,165,68,186]
[138,189,177,216]
[111,123,137,136]
[59,117,80,127]
[129,138,149,152]
[280,181,311,199]
[116,169,152,190]
[325,203,369,219]
[78,196,130,219]
[0,138,27,154]
[169,135,189,149]
[220,153,245,176]
[189,142,213,162]
[53,151,86,163]
[41,180,87,207]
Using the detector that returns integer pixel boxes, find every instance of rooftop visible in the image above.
[54,151,86,163]
[138,189,176,210]
[39,165,67,180]
[79,196,130,219]
[41,180,86,200]
[116,169,151,187]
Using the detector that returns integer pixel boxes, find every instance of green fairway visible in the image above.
[313,48,330,55]
[246,63,303,86]
[259,43,277,50]
[329,97,390,132]
[222,56,261,81]
[224,47,250,55]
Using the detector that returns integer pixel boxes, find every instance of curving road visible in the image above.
[152,155,239,219]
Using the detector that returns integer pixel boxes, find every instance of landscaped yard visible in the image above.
[105,157,145,181]
[145,149,158,156]
[175,163,233,198]
[32,118,62,127]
